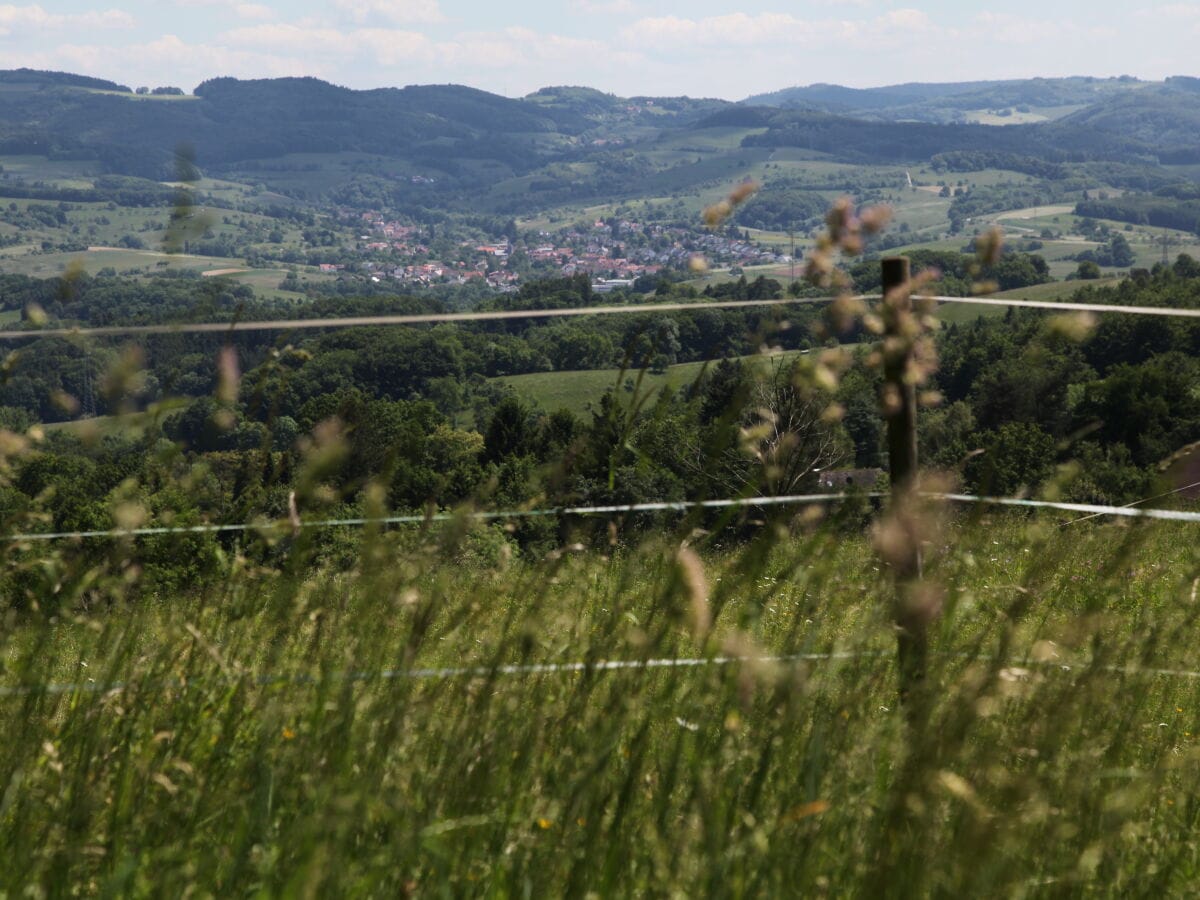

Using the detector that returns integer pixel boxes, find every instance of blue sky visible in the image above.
[1,0,1196,98]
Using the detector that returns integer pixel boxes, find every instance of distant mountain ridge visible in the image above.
[0,70,740,184]
[744,76,1152,122]
[0,68,130,93]
[745,80,1013,112]
[0,69,1198,214]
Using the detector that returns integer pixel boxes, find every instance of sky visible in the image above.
[1,0,1198,99]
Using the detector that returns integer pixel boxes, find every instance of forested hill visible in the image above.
[0,68,130,93]
[0,72,605,178]
[745,79,1016,113]
[742,77,1200,161]
[0,70,737,179]
[745,75,1148,121]
[737,110,1148,163]
[1,69,1198,201]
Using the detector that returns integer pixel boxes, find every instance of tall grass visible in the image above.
[2,508,1199,895]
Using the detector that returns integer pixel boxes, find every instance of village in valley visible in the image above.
[345,210,793,291]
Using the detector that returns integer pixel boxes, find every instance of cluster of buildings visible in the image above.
[529,238,662,281]
[542,219,790,277]
[364,260,520,289]
[334,212,790,292]
[357,213,430,256]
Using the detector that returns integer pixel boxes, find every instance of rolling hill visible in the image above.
[0,69,1198,222]
[745,75,1150,123]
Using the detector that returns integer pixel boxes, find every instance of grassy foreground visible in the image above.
[2,506,1200,895]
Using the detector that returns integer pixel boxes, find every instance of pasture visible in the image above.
[494,350,812,417]
[1,506,1198,894]
[0,247,244,279]
[0,155,97,188]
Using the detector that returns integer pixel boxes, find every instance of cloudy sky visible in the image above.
[1,0,1196,99]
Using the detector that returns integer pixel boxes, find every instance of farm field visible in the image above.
[0,244,331,298]
[0,155,97,188]
[983,278,1124,302]
[0,254,330,304]
[0,157,357,295]
[491,276,1113,422]
[0,247,246,278]
[518,162,1027,242]
[494,349,811,416]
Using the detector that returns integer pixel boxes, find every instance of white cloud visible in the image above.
[175,0,275,21]
[970,12,1116,45]
[354,27,439,65]
[570,0,637,14]
[234,4,273,19]
[628,8,1104,57]
[0,4,134,36]
[619,9,941,50]
[10,34,315,88]
[222,22,437,65]
[223,22,357,51]
[220,22,622,74]
[622,12,820,47]
[331,0,445,26]
[878,8,935,31]
[438,27,612,68]
[1156,2,1200,17]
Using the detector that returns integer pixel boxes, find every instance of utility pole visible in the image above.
[881,256,926,721]
[81,347,95,418]
[788,226,795,286]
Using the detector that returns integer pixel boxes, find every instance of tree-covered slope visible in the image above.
[1056,83,1200,160]
[0,75,595,178]
[745,76,1150,122]
[0,70,1197,212]
[739,108,1152,164]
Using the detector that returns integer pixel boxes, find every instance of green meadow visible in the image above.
[494,350,812,417]
[2,504,1199,894]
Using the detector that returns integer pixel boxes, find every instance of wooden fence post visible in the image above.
[881,256,926,718]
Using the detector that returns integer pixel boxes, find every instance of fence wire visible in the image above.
[1,293,1198,341]
[6,490,1198,544]
[6,647,1200,700]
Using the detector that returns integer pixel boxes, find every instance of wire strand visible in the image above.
[1,293,1197,340]
[7,490,1198,543]
[7,647,1200,699]
[0,651,882,697]
[5,493,860,542]
[0,297,831,340]
[1060,478,1200,526]
[922,294,1200,318]
[934,493,1200,522]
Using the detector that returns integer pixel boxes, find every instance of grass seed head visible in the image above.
[216,346,240,406]
[1047,312,1098,342]
[675,546,711,640]
[975,226,1005,266]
